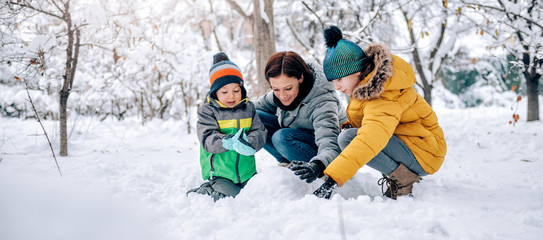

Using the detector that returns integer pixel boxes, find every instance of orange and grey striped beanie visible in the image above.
[209,52,245,99]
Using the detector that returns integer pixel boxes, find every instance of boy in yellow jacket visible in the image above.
[313,26,447,200]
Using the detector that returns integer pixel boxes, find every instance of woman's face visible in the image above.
[332,72,361,97]
[269,74,303,106]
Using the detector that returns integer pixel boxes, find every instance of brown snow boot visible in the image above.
[377,163,421,200]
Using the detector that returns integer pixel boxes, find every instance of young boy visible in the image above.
[187,53,267,201]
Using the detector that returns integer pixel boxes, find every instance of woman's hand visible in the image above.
[290,161,322,183]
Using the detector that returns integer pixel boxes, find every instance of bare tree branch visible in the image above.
[461,0,543,30]
[7,0,63,20]
[50,0,64,13]
[428,6,448,76]
[301,1,325,28]
[401,8,433,103]
[357,0,386,36]
[23,79,63,177]
[286,18,320,64]
[225,0,252,21]
[208,0,223,52]
[69,29,80,88]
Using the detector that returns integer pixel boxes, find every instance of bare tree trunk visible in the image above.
[485,0,541,121]
[225,0,276,98]
[59,90,69,156]
[400,1,450,107]
[180,81,192,134]
[252,0,276,97]
[526,75,540,121]
[524,53,540,121]
[140,92,145,126]
[60,1,74,156]
[402,10,433,106]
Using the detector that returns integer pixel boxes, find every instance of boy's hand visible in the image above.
[222,129,256,156]
[232,129,255,156]
[222,134,235,151]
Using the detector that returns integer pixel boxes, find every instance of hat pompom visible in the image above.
[324,25,343,48]
[213,52,229,64]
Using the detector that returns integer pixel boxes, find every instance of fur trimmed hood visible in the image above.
[352,43,396,100]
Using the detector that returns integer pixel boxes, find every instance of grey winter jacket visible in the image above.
[197,97,267,183]
[255,63,347,167]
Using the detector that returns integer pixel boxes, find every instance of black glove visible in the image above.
[290,161,324,183]
[313,177,338,199]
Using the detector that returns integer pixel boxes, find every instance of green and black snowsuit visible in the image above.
[193,96,266,199]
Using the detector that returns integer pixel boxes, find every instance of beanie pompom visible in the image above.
[213,52,229,64]
[324,26,343,48]
[322,26,366,81]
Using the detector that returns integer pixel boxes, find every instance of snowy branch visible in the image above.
[467,0,543,30]
[286,18,321,64]
[225,0,252,22]
[301,1,325,28]
[7,0,64,20]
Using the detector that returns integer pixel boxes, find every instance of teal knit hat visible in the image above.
[323,26,368,81]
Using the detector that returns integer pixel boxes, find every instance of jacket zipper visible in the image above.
[236,153,241,184]
[236,119,241,183]
[210,154,215,179]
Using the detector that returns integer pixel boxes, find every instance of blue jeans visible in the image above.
[257,110,318,163]
[337,128,428,176]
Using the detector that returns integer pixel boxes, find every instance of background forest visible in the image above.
[1,0,542,152]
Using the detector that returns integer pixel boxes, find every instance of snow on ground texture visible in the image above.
[1,105,542,240]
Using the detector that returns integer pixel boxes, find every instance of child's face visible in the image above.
[216,83,242,108]
[332,72,361,97]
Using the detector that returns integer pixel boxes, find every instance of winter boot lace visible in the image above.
[377,163,421,199]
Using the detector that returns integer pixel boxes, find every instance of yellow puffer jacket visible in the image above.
[324,43,447,186]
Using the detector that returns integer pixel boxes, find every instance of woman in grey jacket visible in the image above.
[255,51,347,183]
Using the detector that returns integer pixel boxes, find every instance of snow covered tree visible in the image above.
[281,0,464,106]
[279,0,396,64]
[0,0,138,154]
[459,0,542,121]
[396,0,460,106]
[2,0,86,156]
[225,0,276,97]
[74,0,212,130]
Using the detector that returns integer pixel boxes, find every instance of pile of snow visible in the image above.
[1,103,542,239]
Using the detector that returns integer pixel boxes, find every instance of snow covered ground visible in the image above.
[1,103,542,240]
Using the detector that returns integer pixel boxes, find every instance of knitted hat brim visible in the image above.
[209,76,244,98]
[324,58,365,81]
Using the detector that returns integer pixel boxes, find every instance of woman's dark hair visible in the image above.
[265,51,314,84]
[264,51,315,111]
